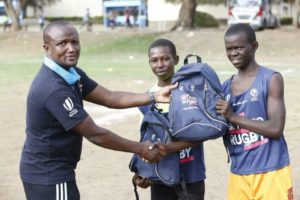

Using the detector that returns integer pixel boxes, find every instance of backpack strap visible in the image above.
[223,136,231,163]
[138,104,152,115]
[180,178,191,200]
[132,176,140,200]
[183,54,202,65]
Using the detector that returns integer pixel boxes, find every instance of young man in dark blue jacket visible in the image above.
[134,39,205,200]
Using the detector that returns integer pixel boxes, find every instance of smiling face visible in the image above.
[43,24,80,68]
[148,46,179,83]
[224,31,257,70]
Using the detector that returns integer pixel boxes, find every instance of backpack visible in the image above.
[168,54,228,141]
[129,105,180,186]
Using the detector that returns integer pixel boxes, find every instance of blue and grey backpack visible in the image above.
[168,54,228,141]
[129,105,180,187]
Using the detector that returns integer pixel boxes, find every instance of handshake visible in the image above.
[138,141,168,163]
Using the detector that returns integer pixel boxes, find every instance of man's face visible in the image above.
[148,46,178,81]
[224,32,257,69]
[43,25,80,68]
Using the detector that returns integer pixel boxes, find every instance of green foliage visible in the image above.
[282,0,295,3]
[91,16,103,24]
[45,16,103,24]
[280,17,293,25]
[196,0,225,4]
[45,16,82,22]
[166,0,224,4]
[194,11,219,28]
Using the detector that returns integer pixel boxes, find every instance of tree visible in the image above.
[167,0,224,31]
[20,0,38,18]
[4,0,59,31]
[294,0,300,27]
[170,0,197,31]
[168,0,300,30]
[3,0,22,30]
[20,0,58,18]
[276,0,300,28]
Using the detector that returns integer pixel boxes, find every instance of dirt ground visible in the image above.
[0,26,299,200]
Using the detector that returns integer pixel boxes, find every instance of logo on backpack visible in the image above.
[180,93,197,108]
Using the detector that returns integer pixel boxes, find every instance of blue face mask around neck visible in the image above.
[44,56,81,85]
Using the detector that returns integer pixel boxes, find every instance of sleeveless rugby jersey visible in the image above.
[222,67,290,175]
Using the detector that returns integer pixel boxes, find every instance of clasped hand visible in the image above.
[139,141,166,163]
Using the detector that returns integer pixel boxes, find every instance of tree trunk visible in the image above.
[3,0,22,30]
[294,0,300,28]
[20,0,29,18]
[170,0,197,31]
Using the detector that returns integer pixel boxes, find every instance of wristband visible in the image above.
[148,92,155,104]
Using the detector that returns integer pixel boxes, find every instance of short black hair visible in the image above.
[43,21,76,43]
[148,39,177,57]
[225,23,256,43]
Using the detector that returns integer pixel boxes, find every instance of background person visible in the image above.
[216,23,293,200]
[80,8,92,31]
[19,21,176,200]
[124,8,132,28]
[38,13,45,31]
[2,15,12,31]
[108,10,116,29]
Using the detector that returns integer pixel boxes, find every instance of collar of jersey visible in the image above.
[44,56,81,85]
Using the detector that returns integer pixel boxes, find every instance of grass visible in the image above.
[1,29,298,88]
[78,34,157,80]
[78,33,160,81]
[0,33,160,87]
[82,33,160,55]
[0,58,42,87]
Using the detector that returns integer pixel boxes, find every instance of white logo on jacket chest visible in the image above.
[63,97,78,117]
[250,88,259,101]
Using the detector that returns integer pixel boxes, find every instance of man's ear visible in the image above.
[43,43,49,52]
[252,41,258,51]
[175,55,179,65]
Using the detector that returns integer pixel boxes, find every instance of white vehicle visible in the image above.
[227,0,279,30]
[0,1,7,24]
[0,1,5,16]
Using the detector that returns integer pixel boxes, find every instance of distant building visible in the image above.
[41,0,102,18]
[103,0,147,27]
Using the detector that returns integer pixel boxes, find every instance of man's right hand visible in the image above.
[139,141,166,163]
[154,82,178,103]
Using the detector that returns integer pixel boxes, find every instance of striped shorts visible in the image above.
[22,180,80,200]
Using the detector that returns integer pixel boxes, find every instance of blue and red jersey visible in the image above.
[222,66,290,175]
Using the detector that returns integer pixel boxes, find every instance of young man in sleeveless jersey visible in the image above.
[133,39,206,200]
[216,23,293,200]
